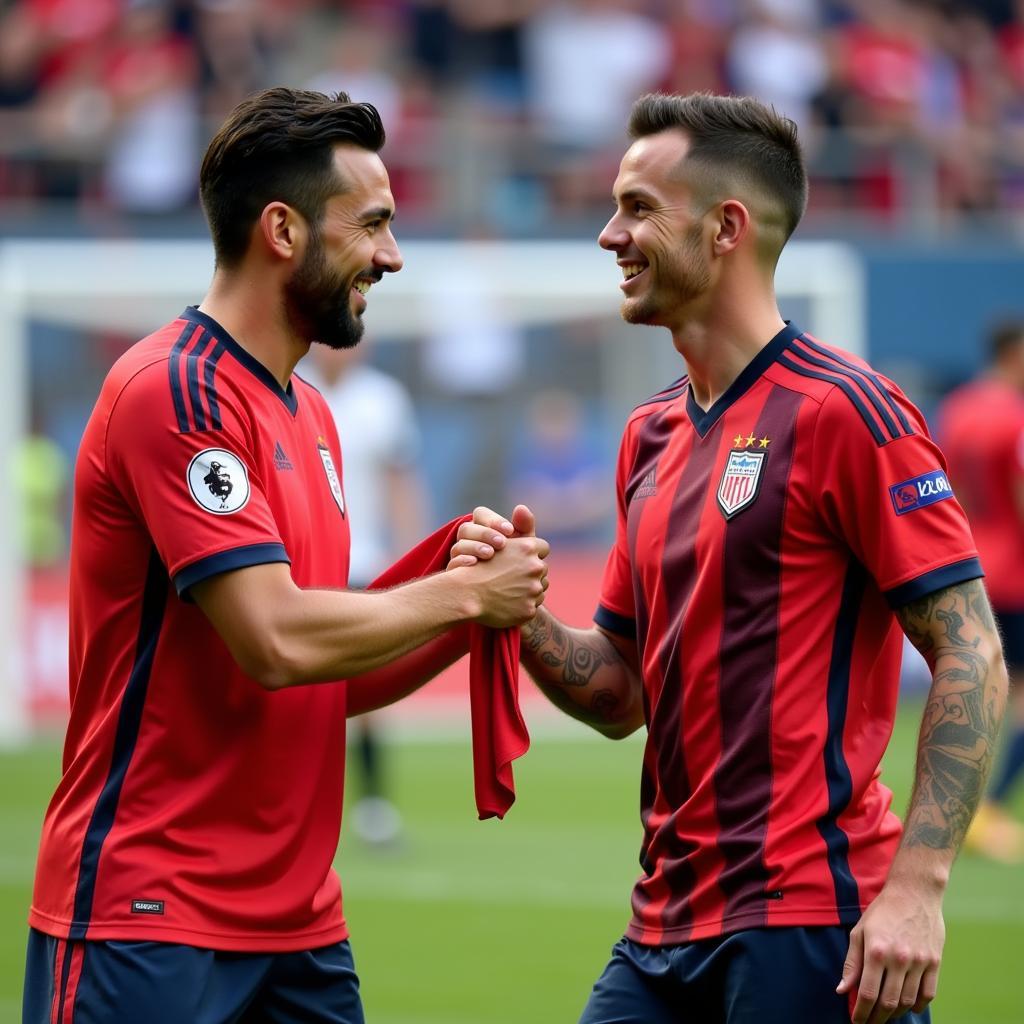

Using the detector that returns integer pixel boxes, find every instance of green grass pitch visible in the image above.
[1,704,1022,1022]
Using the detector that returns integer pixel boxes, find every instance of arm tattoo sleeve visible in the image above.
[524,615,616,688]
[895,578,1005,852]
[520,613,626,725]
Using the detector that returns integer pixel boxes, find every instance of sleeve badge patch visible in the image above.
[187,448,251,515]
[888,469,954,515]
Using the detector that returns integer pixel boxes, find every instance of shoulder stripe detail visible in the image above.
[170,326,228,434]
[801,337,913,435]
[788,341,904,441]
[168,322,199,432]
[185,330,214,431]
[203,340,228,431]
[777,354,887,446]
[634,375,689,411]
[70,548,169,940]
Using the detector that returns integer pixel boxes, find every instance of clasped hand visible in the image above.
[448,504,550,628]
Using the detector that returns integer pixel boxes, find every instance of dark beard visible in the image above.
[622,224,709,325]
[284,231,364,351]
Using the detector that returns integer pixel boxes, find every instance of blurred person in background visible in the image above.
[936,319,1024,863]
[23,87,548,1024]
[306,341,430,847]
[507,388,610,548]
[453,92,1007,1024]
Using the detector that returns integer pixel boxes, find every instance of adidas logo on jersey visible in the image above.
[273,442,293,471]
[635,467,657,499]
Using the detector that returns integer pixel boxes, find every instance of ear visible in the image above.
[711,199,750,257]
[258,202,306,262]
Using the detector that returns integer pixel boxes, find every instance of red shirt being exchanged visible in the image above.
[595,324,981,946]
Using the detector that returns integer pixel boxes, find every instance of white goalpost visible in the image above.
[0,238,865,742]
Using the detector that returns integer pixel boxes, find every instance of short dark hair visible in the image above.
[989,319,1024,362]
[200,87,385,267]
[628,92,807,243]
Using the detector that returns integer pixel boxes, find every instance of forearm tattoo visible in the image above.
[522,614,621,720]
[896,579,1005,851]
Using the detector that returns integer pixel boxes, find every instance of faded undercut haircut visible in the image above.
[200,87,385,268]
[629,92,807,248]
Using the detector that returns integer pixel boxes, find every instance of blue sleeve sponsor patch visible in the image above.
[889,469,955,515]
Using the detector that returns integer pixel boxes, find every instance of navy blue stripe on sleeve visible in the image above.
[168,322,196,433]
[594,604,636,639]
[185,330,213,431]
[778,354,887,446]
[204,340,228,430]
[884,557,984,608]
[800,338,913,435]
[790,340,904,440]
[174,543,291,599]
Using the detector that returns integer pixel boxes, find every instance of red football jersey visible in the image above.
[937,378,1024,611]
[596,324,981,946]
[30,307,353,952]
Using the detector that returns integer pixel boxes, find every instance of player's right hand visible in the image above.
[448,505,535,569]
[454,505,549,627]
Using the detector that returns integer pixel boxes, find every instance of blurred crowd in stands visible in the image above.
[2,0,1024,233]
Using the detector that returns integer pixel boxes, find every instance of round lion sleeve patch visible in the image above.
[187,448,251,514]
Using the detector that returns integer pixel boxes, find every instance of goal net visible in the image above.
[0,238,865,741]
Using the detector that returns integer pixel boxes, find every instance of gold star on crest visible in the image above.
[733,434,745,447]
[759,436,770,448]
[746,432,757,447]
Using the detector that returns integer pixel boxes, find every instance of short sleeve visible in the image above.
[106,366,289,597]
[594,421,637,638]
[813,386,982,607]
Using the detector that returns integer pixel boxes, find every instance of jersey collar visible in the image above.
[181,306,299,416]
[685,322,802,437]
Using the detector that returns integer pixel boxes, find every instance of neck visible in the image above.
[199,269,308,389]
[670,281,785,412]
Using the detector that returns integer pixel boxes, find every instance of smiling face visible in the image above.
[284,144,402,350]
[598,130,712,330]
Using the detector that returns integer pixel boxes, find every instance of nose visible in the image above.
[375,228,403,274]
[598,213,628,252]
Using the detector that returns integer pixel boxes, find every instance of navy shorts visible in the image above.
[23,929,364,1024]
[994,608,1024,673]
[578,929,932,1024]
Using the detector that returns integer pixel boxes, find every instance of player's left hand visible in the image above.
[837,879,944,1023]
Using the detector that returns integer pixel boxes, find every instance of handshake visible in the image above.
[446,504,550,629]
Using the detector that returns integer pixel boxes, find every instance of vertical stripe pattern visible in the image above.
[69,549,169,940]
[816,559,867,921]
[714,384,803,925]
[636,412,722,934]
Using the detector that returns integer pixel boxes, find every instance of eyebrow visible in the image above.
[361,206,395,223]
[614,188,658,205]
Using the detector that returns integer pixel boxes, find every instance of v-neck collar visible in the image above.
[685,323,802,437]
[182,306,298,416]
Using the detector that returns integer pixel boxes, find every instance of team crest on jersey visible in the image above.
[317,441,346,517]
[717,449,767,519]
[187,448,250,515]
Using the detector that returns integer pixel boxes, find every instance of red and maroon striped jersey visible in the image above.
[30,307,353,951]
[596,323,981,946]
